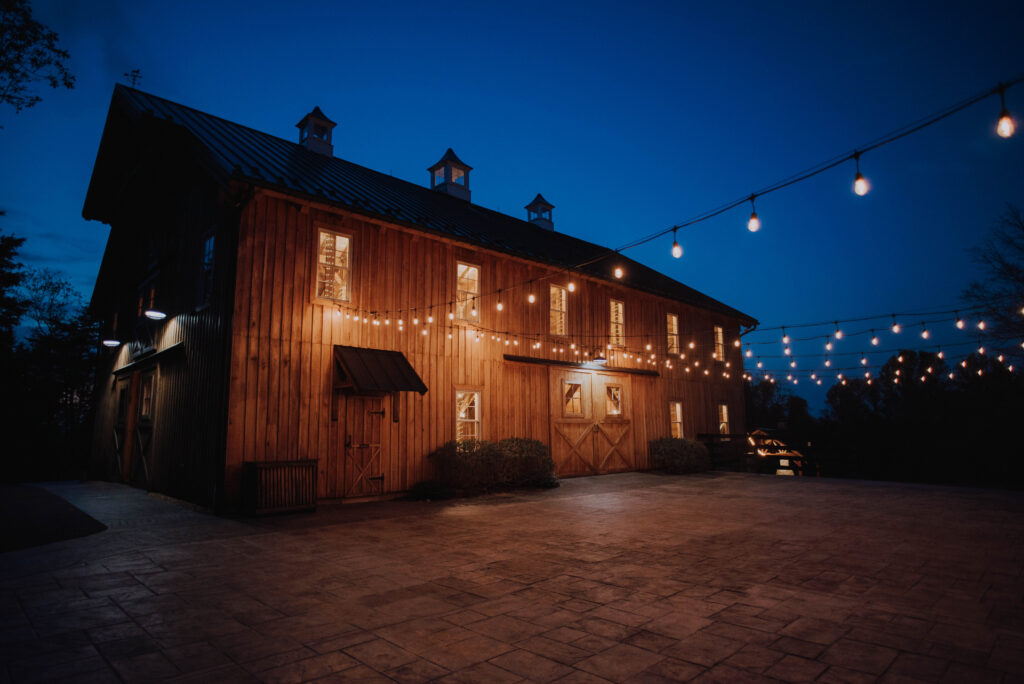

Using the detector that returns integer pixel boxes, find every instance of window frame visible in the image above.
[669,401,683,438]
[666,313,679,355]
[455,390,481,442]
[549,284,568,336]
[562,381,583,417]
[314,227,353,303]
[713,325,726,361]
[605,384,623,417]
[455,261,481,322]
[718,403,730,438]
[609,299,625,347]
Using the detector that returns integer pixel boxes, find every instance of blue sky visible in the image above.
[1,0,1022,408]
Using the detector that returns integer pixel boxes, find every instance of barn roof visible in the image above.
[84,85,755,325]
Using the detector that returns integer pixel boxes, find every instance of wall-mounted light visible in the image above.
[144,309,167,320]
[102,339,121,348]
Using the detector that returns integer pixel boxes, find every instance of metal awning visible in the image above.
[333,345,428,395]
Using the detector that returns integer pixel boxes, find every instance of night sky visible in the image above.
[1,0,1022,408]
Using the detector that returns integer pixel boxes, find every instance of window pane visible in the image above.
[610,300,624,346]
[550,285,567,335]
[316,231,350,301]
[563,382,581,415]
[606,386,622,415]
[714,325,725,359]
[670,401,683,438]
[667,314,679,354]
[456,263,479,320]
[718,404,730,434]
[456,391,480,442]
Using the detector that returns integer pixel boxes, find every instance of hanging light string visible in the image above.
[340,76,1021,326]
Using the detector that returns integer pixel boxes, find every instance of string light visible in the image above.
[747,195,761,233]
[955,311,965,329]
[496,291,503,311]
[567,282,576,293]
[671,228,683,258]
[977,319,986,330]
[891,315,901,334]
[614,267,624,279]
[920,323,930,339]
[834,323,843,340]
[997,83,1016,138]
[825,337,833,351]
[782,328,790,345]
[870,330,879,346]
[860,354,868,365]
[852,151,870,196]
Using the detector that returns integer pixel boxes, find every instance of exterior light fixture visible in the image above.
[955,312,965,329]
[144,309,167,320]
[852,151,869,196]
[781,328,789,345]
[527,293,536,304]
[567,282,576,293]
[920,324,929,339]
[997,83,1015,138]
[671,228,683,258]
[747,195,761,232]
[614,267,624,279]
[102,339,120,348]
[496,291,503,311]
[891,315,901,334]
[834,323,843,340]
[870,330,879,346]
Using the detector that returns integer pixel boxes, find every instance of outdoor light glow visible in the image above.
[834,324,843,339]
[144,309,166,320]
[977,320,986,330]
[733,339,741,347]
[747,211,761,232]
[892,322,901,333]
[567,282,576,292]
[448,312,454,320]
[978,345,985,354]
[496,301,503,311]
[921,326,930,339]
[956,313,965,329]
[784,347,791,355]
[782,331,790,344]
[745,348,753,357]
[861,355,868,365]
[756,361,763,368]
[871,332,879,346]
[102,339,120,348]
[671,240,683,258]
[898,355,904,363]
[790,360,797,368]
[825,359,831,367]
[825,338,833,351]
[997,109,1015,138]
[528,293,536,303]
[853,172,870,196]
[614,267,624,279]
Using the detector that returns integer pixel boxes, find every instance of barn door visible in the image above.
[130,369,157,487]
[344,396,386,497]
[114,375,135,480]
[592,374,633,472]
[549,370,597,476]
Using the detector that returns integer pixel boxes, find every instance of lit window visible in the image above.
[563,382,582,417]
[606,385,622,415]
[610,299,625,347]
[316,229,351,301]
[714,325,725,360]
[452,167,465,186]
[455,262,479,320]
[198,233,214,307]
[667,314,679,355]
[670,401,683,438]
[718,403,730,436]
[456,391,480,441]
[434,168,444,186]
[550,285,567,335]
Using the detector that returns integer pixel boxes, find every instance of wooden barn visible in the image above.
[84,86,757,511]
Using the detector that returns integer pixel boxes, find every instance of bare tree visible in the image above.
[0,0,74,115]
[963,205,1024,342]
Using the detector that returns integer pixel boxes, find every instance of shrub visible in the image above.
[649,437,711,474]
[427,438,558,495]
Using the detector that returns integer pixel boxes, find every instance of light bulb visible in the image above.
[956,317,964,329]
[834,329,843,340]
[496,301,503,311]
[790,360,797,368]
[471,307,477,317]
[817,379,822,385]
[427,315,433,323]
[567,282,575,293]
[853,172,869,196]
[825,338,832,351]
[448,312,454,320]
[747,211,761,233]
[898,355,904,363]
[671,241,683,258]
[921,327,929,340]
[784,347,791,356]
[978,346,985,354]
[998,109,1015,138]
[977,320,986,330]
[756,361,763,369]
[825,359,831,367]
[745,348,753,358]
[782,330,789,344]
[938,349,944,359]
[892,323,901,334]
[528,293,536,304]
[614,267,624,279]
[861,356,868,365]
[871,333,879,346]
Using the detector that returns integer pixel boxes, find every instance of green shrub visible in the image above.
[427,438,558,495]
[649,437,711,474]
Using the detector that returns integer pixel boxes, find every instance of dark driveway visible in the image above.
[1,473,1022,682]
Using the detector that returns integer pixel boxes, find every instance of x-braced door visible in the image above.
[344,396,386,497]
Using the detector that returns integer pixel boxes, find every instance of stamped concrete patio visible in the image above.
[2,472,1023,683]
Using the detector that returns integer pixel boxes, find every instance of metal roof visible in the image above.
[333,346,428,395]
[86,85,756,326]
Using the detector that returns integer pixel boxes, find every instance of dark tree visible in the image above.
[0,0,74,114]
[0,227,27,348]
[963,205,1024,342]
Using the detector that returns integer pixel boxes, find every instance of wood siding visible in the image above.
[223,190,748,505]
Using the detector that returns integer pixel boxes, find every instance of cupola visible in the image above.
[428,148,472,201]
[525,193,555,231]
[296,106,336,156]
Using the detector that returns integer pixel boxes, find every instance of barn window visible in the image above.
[714,325,725,360]
[197,233,215,307]
[140,374,155,420]
[316,229,351,301]
[452,167,466,186]
[550,285,567,335]
[669,401,683,438]
[455,262,479,321]
[606,385,622,416]
[563,382,582,417]
[434,167,445,186]
[610,299,625,347]
[667,314,679,355]
[456,391,480,441]
[718,403,730,436]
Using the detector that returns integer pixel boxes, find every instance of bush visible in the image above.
[427,438,558,495]
[649,438,711,474]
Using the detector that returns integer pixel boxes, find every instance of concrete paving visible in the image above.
[1,472,1023,683]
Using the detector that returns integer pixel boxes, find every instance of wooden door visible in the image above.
[343,396,387,498]
[114,375,135,481]
[550,370,597,476]
[130,369,157,487]
[592,374,633,472]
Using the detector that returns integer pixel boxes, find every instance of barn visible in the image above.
[84,85,756,510]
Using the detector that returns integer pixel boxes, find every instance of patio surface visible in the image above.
[2,472,1023,683]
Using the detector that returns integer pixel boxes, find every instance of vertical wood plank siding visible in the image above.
[223,190,747,504]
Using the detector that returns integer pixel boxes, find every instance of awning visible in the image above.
[333,345,428,395]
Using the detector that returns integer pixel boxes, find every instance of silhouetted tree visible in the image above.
[963,205,1024,342]
[0,0,74,116]
[0,226,27,349]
